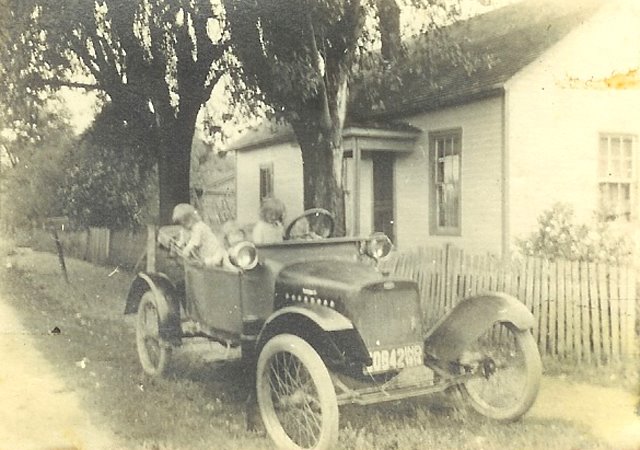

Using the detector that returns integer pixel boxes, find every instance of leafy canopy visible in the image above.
[2,0,231,223]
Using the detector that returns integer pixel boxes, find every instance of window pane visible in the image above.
[610,138,621,177]
[437,138,445,159]
[445,137,453,157]
[437,185,446,227]
[445,184,459,227]
[624,158,633,179]
[621,184,631,219]
[447,155,460,183]
[436,158,444,183]
[623,138,633,159]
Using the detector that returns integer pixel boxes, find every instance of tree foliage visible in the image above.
[3,0,230,224]
[60,104,158,230]
[224,0,465,233]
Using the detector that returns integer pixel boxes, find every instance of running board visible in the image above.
[334,369,467,406]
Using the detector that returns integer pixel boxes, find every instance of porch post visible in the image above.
[354,137,361,235]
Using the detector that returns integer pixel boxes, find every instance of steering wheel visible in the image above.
[285,208,335,240]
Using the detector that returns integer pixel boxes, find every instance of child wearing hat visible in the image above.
[172,203,230,269]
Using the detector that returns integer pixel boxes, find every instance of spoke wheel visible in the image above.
[257,334,338,450]
[136,292,172,376]
[459,322,541,422]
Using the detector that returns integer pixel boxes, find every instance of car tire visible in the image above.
[458,322,542,422]
[136,291,173,376]
[256,334,338,450]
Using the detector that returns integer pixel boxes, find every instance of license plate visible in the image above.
[365,344,423,374]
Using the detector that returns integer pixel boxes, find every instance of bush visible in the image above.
[60,104,158,230]
[517,203,633,263]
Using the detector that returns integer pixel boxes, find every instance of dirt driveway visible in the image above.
[0,295,118,450]
[530,376,640,449]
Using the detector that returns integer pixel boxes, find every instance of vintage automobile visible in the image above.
[124,208,542,450]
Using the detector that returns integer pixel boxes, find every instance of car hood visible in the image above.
[274,258,385,301]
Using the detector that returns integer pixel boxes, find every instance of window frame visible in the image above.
[259,162,274,204]
[429,128,462,236]
[597,133,637,221]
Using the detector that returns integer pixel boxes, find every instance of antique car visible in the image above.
[124,208,542,450]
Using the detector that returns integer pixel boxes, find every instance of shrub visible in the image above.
[517,203,633,263]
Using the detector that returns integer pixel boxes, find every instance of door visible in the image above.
[185,265,243,335]
[372,153,395,243]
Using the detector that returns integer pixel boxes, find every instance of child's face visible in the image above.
[182,214,198,229]
[265,209,281,224]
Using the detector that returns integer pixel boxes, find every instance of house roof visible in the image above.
[354,0,604,119]
[225,119,421,152]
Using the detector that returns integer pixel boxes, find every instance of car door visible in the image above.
[184,265,243,336]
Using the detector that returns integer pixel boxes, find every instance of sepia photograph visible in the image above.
[0,0,639,448]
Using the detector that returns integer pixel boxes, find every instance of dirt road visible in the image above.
[530,376,640,449]
[0,295,118,450]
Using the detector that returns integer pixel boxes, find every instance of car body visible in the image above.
[125,209,542,450]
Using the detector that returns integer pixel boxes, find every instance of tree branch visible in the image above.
[30,76,101,91]
[307,14,332,130]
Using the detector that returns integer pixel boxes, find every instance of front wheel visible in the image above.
[256,334,338,450]
[458,322,542,422]
[136,291,172,376]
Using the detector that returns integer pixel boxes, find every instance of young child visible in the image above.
[172,203,229,268]
[222,220,246,248]
[252,197,285,244]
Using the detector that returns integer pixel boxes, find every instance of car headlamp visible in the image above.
[365,233,393,260]
[228,241,258,270]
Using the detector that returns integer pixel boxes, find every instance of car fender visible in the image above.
[424,292,535,363]
[265,304,354,332]
[255,305,370,369]
[124,272,181,344]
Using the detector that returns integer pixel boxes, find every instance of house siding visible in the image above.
[396,96,505,254]
[506,0,640,243]
[236,141,304,226]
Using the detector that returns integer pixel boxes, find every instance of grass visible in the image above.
[0,242,625,449]
[542,355,639,392]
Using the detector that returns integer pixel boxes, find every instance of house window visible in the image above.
[598,134,636,221]
[430,129,461,235]
[259,163,274,203]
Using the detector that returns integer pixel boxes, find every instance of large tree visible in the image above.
[224,0,464,233]
[2,0,229,223]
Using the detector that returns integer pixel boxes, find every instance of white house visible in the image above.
[229,0,640,257]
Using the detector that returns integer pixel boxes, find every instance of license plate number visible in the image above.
[365,344,423,374]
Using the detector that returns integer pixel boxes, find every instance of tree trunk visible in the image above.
[156,113,198,225]
[376,0,403,63]
[292,121,346,236]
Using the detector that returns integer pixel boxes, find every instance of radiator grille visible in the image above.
[349,286,422,351]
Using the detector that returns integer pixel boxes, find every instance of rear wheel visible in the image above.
[256,334,338,450]
[136,291,172,376]
[458,322,541,422]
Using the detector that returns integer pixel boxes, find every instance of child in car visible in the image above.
[252,197,285,244]
[222,220,247,248]
[172,203,230,268]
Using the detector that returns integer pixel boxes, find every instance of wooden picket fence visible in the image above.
[383,246,638,366]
